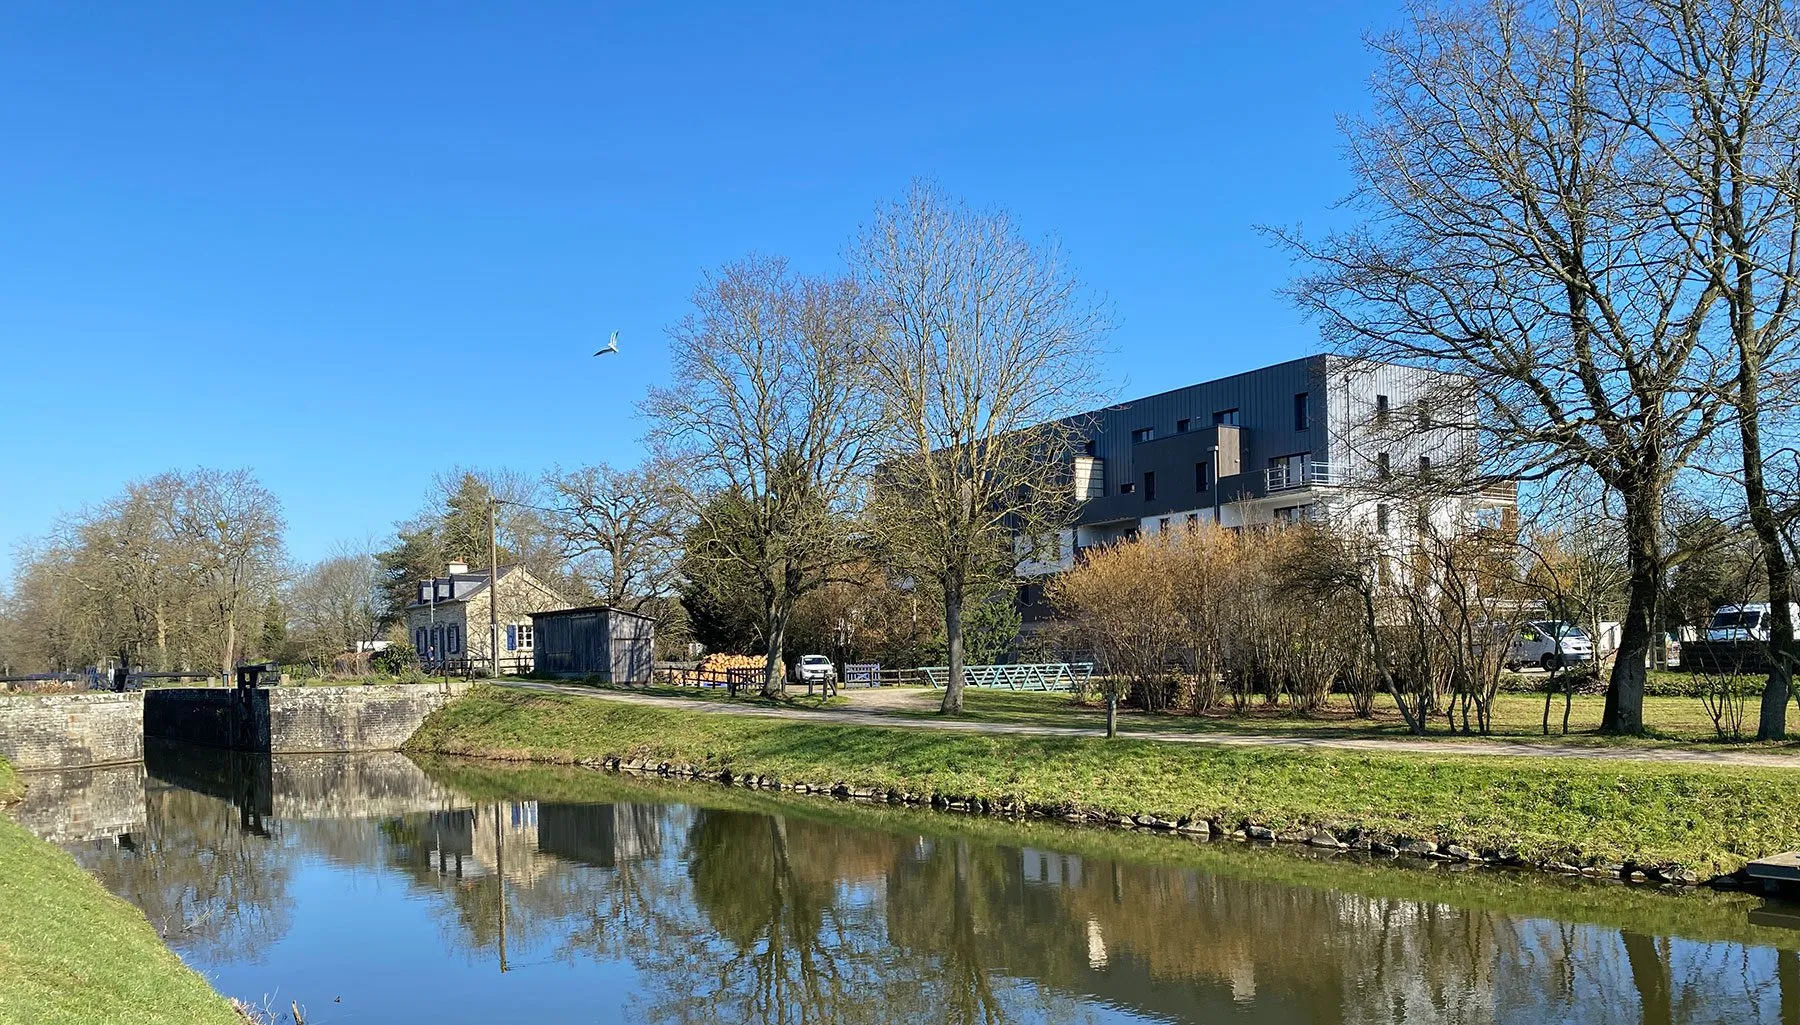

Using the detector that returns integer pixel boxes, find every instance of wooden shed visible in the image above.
[527,606,655,682]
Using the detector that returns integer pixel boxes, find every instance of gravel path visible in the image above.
[495,680,1800,769]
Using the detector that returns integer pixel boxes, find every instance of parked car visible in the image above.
[1706,603,1800,643]
[1507,621,1594,671]
[793,654,837,688]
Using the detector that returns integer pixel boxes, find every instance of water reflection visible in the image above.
[15,749,1800,1024]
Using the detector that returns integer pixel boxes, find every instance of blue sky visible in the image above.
[0,1,1395,575]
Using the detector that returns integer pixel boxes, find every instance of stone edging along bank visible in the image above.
[454,748,1754,893]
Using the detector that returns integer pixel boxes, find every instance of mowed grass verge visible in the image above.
[0,758,242,1025]
[408,686,1800,875]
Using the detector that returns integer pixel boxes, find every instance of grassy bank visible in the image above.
[0,758,242,1025]
[408,685,1800,875]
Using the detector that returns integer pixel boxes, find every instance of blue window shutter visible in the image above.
[506,624,517,651]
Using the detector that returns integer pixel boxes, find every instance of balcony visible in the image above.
[1265,461,1343,493]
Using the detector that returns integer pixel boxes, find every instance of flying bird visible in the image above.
[594,331,619,357]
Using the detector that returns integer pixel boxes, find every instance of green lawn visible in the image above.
[874,687,1800,751]
[0,758,243,1025]
[407,685,1800,874]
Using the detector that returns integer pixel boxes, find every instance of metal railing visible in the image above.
[1265,461,1343,493]
[919,662,1095,692]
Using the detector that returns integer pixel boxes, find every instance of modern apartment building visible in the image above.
[1016,355,1512,614]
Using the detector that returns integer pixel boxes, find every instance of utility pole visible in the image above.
[489,497,502,678]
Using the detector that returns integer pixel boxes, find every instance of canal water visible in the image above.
[14,745,1800,1024]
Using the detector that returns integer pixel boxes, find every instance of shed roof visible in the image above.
[527,604,656,623]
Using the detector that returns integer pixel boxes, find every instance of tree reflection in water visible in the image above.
[29,753,1800,1025]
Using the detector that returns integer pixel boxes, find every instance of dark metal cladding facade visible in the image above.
[529,606,655,683]
[1067,355,1330,525]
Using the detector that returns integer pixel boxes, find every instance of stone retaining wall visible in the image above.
[0,692,144,770]
[3,684,470,769]
[267,683,470,753]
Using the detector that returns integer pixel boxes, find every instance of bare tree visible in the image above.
[286,545,381,670]
[644,257,877,695]
[544,460,687,616]
[1616,0,1800,739]
[854,182,1108,714]
[1277,1,1732,734]
[170,469,285,673]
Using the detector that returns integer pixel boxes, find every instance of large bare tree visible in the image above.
[1277,0,1732,734]
[853,182,1107,714]
[544,459,687,615]
[644,257,877,695]
[1619,0,1800,738]
[171,468,285,673]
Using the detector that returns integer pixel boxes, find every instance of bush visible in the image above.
[371,642,417,676]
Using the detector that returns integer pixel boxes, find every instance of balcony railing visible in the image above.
[1265,461,1343,493]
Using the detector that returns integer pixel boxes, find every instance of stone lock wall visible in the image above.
[3,683,470,769]
[266,683,470,753]
[0,692,144,770]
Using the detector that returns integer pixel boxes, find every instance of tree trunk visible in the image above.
[222,610,237,681]
[1741,375,1794,740]
[1602,490,1659,735]
[762,596,788,698]
[939,577,966,714]
[1105,695,1117,738]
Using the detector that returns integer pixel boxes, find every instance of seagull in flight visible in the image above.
[594,331,619,357]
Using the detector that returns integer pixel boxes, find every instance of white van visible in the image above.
[1707,603,1800,643]
[1507,621,1595,671]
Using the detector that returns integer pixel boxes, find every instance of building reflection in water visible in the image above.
[17,750,1800,1025]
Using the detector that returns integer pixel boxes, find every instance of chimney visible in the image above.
[447,561,469,576]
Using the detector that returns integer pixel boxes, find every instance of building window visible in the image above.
[431,624,443,656]
[1419,455,1433,478]
[1378,452,1391,480]
[1375,394,1390,423]
[518,624,534,651]
[1416,502,1432,534]
[1213,408,1240,427]
[1270,453,1308,487]
[1176,418,1191,433]
[1131,427,1155,444]
[447,624,461,655]
[1083,438,1097,456]
[1294,392,1310,431]
[1120,482,1136,495]
[1195,461,1211,492]
[1377,504,1390,535]
[1274,504,1310,524]
[1159,517,1170,533]
[1378,557,1394,586]
[415,627,427,652]
[1143,471,1156,501]
[1187,512,1199,526]
[1419,403,1433,430]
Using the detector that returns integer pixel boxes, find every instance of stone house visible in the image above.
[405,562,571,673]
